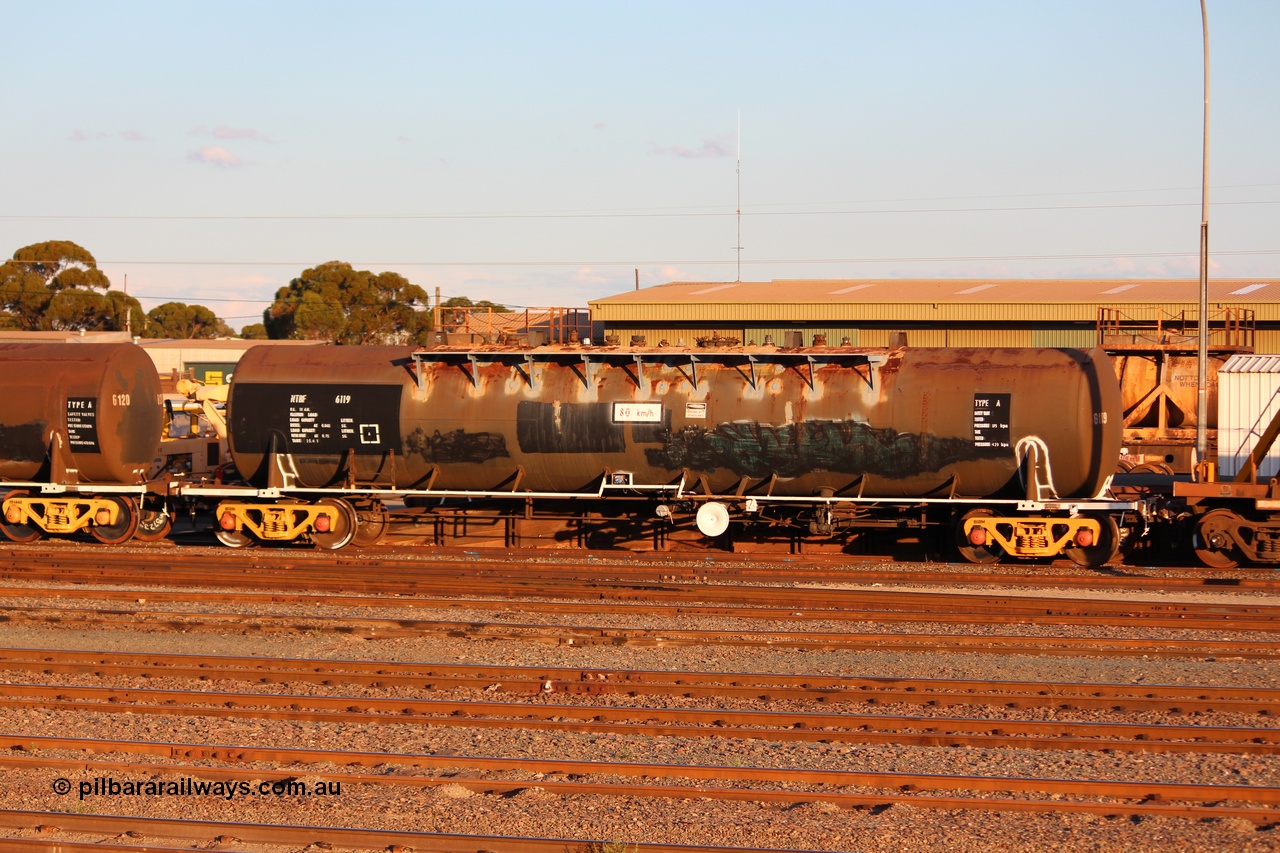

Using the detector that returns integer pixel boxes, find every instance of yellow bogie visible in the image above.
[2,495,122,535]
[214,501,349,548]
[962,515,1103,560]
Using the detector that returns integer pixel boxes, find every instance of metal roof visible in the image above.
[0,330,133,343]
[1220,354,1280,374]
[136,338,323,349]
[590,279,1280,324]
[593,279,1280,306]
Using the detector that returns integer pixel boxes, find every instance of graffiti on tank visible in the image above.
[644,420,1000,479]
[405,427,511,464]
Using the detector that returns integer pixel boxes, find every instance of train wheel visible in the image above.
[1193,509,1243,569]
[955,508,1000,564]
[312,498,357,551]
[215,528,256,548]
[90,496,140,545]
[1,490,43,543]
[1064,514,1120,568]
[133,502,174,542]
[351,502,389,548]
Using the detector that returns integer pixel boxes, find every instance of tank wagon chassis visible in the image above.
[1,448,174,546]
[1174,480,1280,569]
[182,476,1144,568]
[0,484,173,545]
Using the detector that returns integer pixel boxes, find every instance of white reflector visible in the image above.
[696,502,731,537]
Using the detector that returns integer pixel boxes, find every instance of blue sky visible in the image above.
[2,1,1277,332]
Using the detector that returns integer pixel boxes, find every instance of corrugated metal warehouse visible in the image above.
[589,278,1280,351]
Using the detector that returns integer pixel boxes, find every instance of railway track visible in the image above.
[2,550,1278,850]
[4,541,1280,594]
[4,559,1280,633]
[2,681,1278,753]
[4,598,1278,658]
[2,647,1278,715]
[0,810,795,853]
[5,734,1280,819]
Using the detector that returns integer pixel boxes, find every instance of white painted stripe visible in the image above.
[689,283,739,296]
[955,284,999,295]
[1100,284,1141,294]
[829,284,875,295]
[1231,283,1269,295]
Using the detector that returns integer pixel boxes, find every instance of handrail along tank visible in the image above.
[225,345,1121,501]
[0,343,162,484]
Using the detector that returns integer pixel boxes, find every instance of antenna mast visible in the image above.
[735,112,743,282]
[1196,0,1210,469]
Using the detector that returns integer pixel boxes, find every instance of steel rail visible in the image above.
[0,842,199,853]
[0,809,797,853]
[3,602,1278,658]
[6,543,1280,593]
[3,796,1273,853]
[4,754,1280,828]
[4,682,1278,754]
[5,734,1280,810]
[2,648,1277,714]
[4,573,1280,632]
[5,545,1280,594]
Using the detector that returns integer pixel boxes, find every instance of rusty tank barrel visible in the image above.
[0,343,163,485]
[226,345,1121,501]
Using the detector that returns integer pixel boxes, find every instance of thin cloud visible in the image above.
[1069,256,1217,279]
[189,125,278,143]
[650,136,733,158]
[212,126,262,140]
[571,266,610,287]
[189,145,242,168]
[70,129,131,142]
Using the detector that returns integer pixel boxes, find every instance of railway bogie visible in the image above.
[959,510,1125,568]
[1184,503,1280,569]
[213,497,357,551]
[1172,466,1280,568]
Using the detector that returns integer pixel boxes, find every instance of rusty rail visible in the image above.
[0,809,776,853]
[5,543,1280,593]
[1,600,1277,658]
[5,735,1280,816]
[2,648,1277,714]
[3,558,1280,631]
[2,682,1278,754]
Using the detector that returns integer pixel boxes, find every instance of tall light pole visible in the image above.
[1196,0,1211,473]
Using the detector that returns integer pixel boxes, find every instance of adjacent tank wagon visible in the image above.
[0,343,167,544]
[206,343,1134,563]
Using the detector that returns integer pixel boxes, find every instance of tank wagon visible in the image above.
[193,343,1139,565]
[0,342,168,544]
